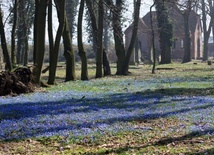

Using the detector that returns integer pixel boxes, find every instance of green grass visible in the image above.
[0,61,214,154]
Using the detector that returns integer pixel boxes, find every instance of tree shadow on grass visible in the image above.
[87,129,214,155]
[0,87,213,141]
[135,87,214,96]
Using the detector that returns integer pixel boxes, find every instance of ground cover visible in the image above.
[0,62,213,154]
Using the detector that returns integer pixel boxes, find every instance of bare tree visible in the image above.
[154,0,173,64]
[32,0,48,84]
[78,0,89,80]
[11,0,18,66]
[176,0,198,63]
[201,0,212,61]
[122,0,141,74]
[48,0,65,84]
[0,6,12,71]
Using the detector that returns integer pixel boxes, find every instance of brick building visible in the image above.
[124,3,203,63]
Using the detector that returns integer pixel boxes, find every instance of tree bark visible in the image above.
[150,1,156,74]
[111,0,126,75]
[96,0,104,78]
[155,0,172,64]
[48,0,54,63]
[85,0,98,53]
[0,7,12,71]
[103,5,111,76]
[78,0,88,80]
[48,0,65,84]
[11,0,18,66]
[63,16,76,81]
[182,11,191,63]
[122,0,141,75]
[65,0,78,41]
[202,0,212,61]
[103,49,111,76]
[32,0,48,84]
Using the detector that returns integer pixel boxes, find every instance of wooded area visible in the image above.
[0,0,213,87]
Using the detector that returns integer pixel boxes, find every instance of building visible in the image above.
[124,3,203,63]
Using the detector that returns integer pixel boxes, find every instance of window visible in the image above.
[181,39,184,49]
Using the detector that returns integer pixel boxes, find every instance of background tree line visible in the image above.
[0,0,213,84]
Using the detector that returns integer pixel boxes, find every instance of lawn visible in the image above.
[0,61,213,154]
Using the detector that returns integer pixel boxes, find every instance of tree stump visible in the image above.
[0,67,34,96]
[208,61,212,65]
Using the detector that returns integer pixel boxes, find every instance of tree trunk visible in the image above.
[202,0,212,61]
[155,0,172,64]
[48,0,65,84]
[103,6,111,76]
[65,0,78,41]
[23,34,28,66]
[111,0,126,75]
[48,0,54,64]
[103,49,111,76]
[63,16,76,81]
[104,13,109,52]
[86,0,98,54]
[96,0,104,78]
[32,0,48,84]
[0,7,12,71]
[151,1,156,74]
[64,0,78,82]
[17,0,26,64]
[11,0,18,66]
[78,0,88,80]
[23,5,28,66]
[86,0,104,78]
[182,11,191,63]
[122,0,141,75]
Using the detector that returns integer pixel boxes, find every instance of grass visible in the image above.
[0,61,214,154]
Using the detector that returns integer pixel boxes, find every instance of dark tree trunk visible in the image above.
[96,0,104,78]
[64,0,78,81]
[103,6,111,75]
[0,7,12,71]
[202,0,212,61]
[111,0,126,75]
[86,0,104,78]
[48,0,54,63]
[17,0,26,64]
[103,49,111,76]
[151,2,156,74]
[182,11,191,63]
[65,0,78,40]
[23,34,28,66]
[11,0,18,66]
[63,16,76,82]
[122,0,141,75]
[135,38,140,64]
[32,0,48,84]
[78,0,88,80]
[86,0,98,54]
[48,0,65,84]
[155,0,172,64]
